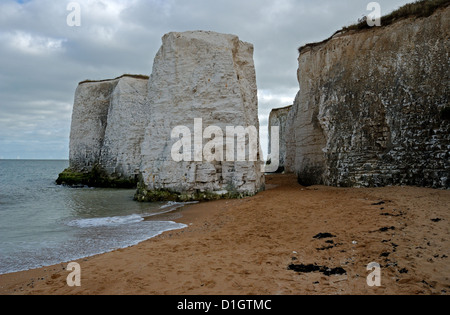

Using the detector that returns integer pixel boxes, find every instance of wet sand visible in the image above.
[0,174,449,295]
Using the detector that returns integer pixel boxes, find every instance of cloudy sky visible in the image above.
[0,0,413,160]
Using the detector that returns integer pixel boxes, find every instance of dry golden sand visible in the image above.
[0,174,449,295]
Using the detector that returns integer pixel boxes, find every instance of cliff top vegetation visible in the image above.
[79,74,149,85]
[298,0,450,53]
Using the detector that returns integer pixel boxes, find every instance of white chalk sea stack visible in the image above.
[268,105,292,173]
[137,31,265,201]
[59,75,149,187]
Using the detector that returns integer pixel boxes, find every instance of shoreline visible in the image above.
[0,188,248,293]
[0,174,449,295]
[0,200,191,277]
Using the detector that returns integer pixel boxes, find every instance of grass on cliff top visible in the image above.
[79,74,149,85]
[298,0,450,53]
[345,0,450,31]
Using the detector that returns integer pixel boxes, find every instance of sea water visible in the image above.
[0,160,188,275]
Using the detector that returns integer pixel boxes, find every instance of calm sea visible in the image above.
[0,160,189,275]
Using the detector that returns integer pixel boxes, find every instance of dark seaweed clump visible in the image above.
[288,264,347,276]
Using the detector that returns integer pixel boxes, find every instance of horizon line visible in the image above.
[0,159,69,161]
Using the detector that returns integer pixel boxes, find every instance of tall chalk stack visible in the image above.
[137,31,265,201]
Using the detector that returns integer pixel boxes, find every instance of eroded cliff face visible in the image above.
[59,75,149,187]
[286,7,450,188]
[137,31,265,201]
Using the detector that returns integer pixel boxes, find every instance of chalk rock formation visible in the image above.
[58,75,149,187]
[268,105,292,172]
[137,31,265,201]
[286,6,450,188]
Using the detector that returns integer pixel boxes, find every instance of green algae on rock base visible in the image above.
[56,167,137,189]
[134,178,264,202]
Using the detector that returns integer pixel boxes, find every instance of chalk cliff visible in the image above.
[136,31,265,201]
[57,75,149,187]
[268,105,292,173]
[59,31,265,200]
[286,6,450,188]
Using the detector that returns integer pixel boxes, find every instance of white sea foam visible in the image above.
[160,201,199,210]
[0,160,192,275]
[67,214,144,228]
[0,220,187,275]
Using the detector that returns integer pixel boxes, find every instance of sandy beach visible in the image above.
[0,174,449,295]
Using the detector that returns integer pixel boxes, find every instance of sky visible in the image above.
[0,0,414,160]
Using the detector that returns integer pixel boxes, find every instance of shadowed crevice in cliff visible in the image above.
[441,107,450,120]
[265,160,285,174]
[297,165,326,187]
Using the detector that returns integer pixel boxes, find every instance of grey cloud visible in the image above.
[0,0,414,159]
